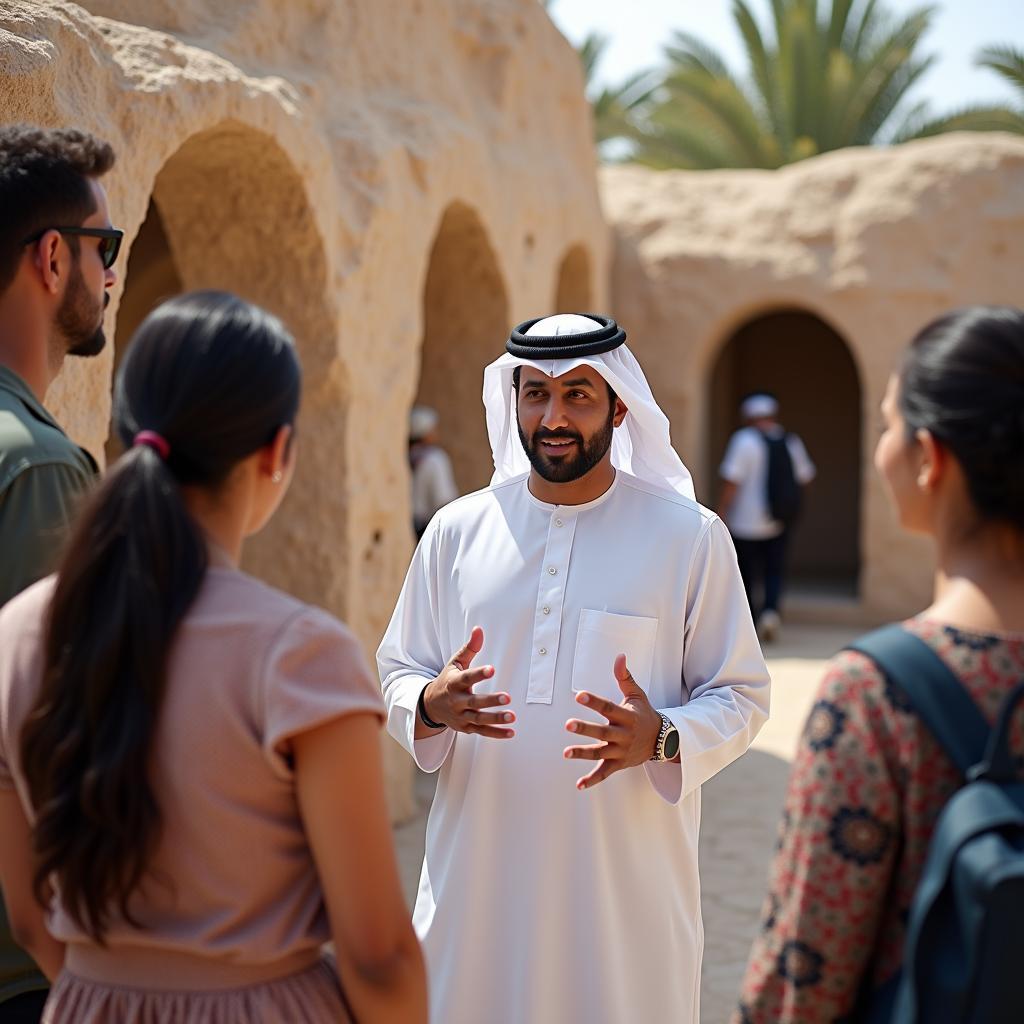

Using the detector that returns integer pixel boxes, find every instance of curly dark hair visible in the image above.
[0,124,116,292]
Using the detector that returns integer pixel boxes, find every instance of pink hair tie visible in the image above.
[133,430,171,460]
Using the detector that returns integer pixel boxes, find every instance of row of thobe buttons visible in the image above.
[541,522,562,649]
[527,510,576,702]
[541,522,562,646]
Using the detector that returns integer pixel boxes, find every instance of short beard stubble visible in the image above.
[517,400,616,484]
[59,256,107,358]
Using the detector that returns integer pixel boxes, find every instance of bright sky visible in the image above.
[547,0,1023,116]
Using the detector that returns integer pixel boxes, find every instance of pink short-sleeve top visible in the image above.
[0,566,385,965]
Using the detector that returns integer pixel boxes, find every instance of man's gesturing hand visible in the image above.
[420,627,516,739]
[563,654,662,790]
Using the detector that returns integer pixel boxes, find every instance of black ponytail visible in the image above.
[900,306,1024,528]
[19,291,300,940]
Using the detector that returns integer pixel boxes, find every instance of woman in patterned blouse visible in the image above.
[736,306,1024,1023]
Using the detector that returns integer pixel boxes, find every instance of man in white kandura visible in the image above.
[378,314,770,1024]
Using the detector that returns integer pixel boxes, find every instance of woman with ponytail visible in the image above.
[0,292,427,1022]
[737,306,1024,1022]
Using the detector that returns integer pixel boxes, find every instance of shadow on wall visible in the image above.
[106,200,183,464]
[415,202,509,495]
[708,310,862,596]
[554,244,592,313]
[111,119,345,613]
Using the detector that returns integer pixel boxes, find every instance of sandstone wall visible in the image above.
[1,0,608,818]
[602,134,1024,623]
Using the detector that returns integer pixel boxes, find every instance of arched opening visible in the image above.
[416,202,509,494]
[554,244,592,312]
[114,121,342,610]
[106,199,183,463]
[708,310,861,595]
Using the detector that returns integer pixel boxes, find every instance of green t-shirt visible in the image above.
[0,364,97,1000]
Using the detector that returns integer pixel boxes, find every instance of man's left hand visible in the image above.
[564,654,663,790]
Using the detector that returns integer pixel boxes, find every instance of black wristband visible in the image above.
[417,685,446,730]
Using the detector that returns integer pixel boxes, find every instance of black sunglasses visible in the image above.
[22,226,124,269]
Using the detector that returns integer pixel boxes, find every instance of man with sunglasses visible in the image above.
[0,123,119,1021]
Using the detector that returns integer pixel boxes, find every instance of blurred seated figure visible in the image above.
[409,405,458,538]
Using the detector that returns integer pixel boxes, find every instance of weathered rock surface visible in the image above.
[602,134,1024,621]
[1,0,608,818]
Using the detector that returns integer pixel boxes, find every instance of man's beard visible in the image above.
[58,261,107,358]
[517,405,616,484]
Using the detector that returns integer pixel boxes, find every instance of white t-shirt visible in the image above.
[719,426,816,540]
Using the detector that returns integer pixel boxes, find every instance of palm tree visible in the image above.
[977,43,1024,101]
[978,43,1024,103]
[906,44,1024,138]
[631,0,1019,170]
[578,32,659,145]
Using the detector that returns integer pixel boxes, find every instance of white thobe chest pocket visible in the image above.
[570,609,659,701]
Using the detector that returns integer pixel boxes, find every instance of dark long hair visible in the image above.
[19,291,301,940]
[899,305,1024,528]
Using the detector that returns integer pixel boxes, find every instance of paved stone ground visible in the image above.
[698,623,860,1023]
[391,622,862,1023]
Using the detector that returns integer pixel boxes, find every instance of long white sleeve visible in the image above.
[383,474,764,1023]
[377,521,456,771]
[644,516,770,804]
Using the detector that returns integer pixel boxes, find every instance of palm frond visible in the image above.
[631,103,752,169]
[897,104,1024,141]
[833,8,934,143]
[661,69,772,166]
[665,30,733,80]
[848,0,883,62]
[614,68,664,111]
[856,54,934,143]
[578,32,608,88]
[976,44,1024,98]
[604,0,1002,169]
[733,0,782,134]
[826,0,857,53]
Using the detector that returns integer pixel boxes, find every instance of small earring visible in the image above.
[272,470,283,483]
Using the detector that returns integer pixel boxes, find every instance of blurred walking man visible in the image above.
[719,393,815,643]
[0,124,118,1020]
[379,314,769,1023]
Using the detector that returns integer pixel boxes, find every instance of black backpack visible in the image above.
[761,430,801,525]
[846,625,1024,1024]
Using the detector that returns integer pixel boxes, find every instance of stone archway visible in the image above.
[554,244,592,312]
[415,202,509,494]
[106,198,183,463]
[708,310,862,594]
[115,120,343,611]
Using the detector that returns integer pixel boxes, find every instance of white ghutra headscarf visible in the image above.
[482,314,694,500]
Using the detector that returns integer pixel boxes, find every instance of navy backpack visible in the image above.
[847,625,1024,1024]
[760,431,801,525]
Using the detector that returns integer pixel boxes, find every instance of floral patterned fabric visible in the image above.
[735,617,1024,1023]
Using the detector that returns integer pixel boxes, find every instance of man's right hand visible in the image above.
[418,627,515,739]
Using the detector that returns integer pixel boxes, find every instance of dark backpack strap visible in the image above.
[847,624,990,777]
[758,429,789,448]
